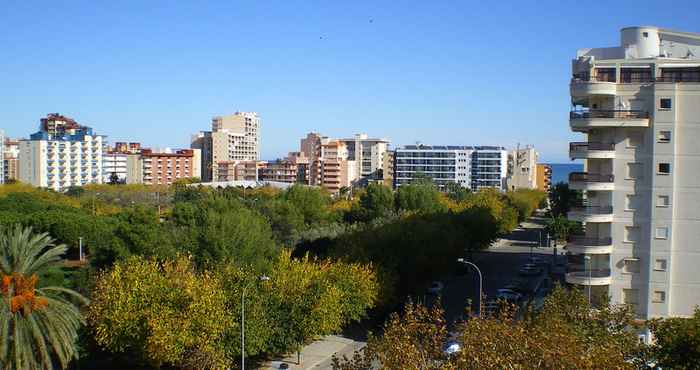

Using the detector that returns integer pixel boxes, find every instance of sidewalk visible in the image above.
[259,335,365,370]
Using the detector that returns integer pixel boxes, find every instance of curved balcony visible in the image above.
[570,110,650,132]
[570,78,617,98]
[566,236,613,254]
[569,172,615,191]
[566,268,612,286]
[569,142,616,159]
[568,205,613,223]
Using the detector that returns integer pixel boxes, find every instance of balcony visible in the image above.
[569,142,615,159]
[569,110,649,132]
[570,77,617,98]
[567,236,613,254]
[568,205,613,223]
[566,268,612,286]
[569,172,615,191]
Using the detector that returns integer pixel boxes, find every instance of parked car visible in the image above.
[528,256,545,265]
[427,281,444,295]
[496,288,523,303]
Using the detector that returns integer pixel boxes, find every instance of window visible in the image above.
[658,130,671,143]
[624,226,640,243]
[623,288,639,305]
[654,259,668,271]
[658,163,671,175]
[655,227,669,240]
[623,259,640,274]
[657,195,670,207]
[660,98,672,110]
[653,291,666,303]
[643,32,649,38]
[627,163,643,179]
[625,194,638,211]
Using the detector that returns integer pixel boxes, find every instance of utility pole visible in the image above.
[79,237,83,261]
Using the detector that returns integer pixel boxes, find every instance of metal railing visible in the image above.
[569,142,615,152]
[568,236,613,246]
[570,110,649,119]
[656,75,700,83]
[570,205,613,215]
[567,268,612,278]
[569,172,614,183]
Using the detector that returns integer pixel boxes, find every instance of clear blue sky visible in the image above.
[1,1,698,162]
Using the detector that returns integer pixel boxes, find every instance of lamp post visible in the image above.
[242,275,270,370]
[583,255,592,306]
[457,258,483,317]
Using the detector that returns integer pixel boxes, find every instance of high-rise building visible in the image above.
[567,26,700,322]
[260,152,310,184]
[0,130,4,184]
[2,137,19,183]
[340,134,390,181]
[19,113,104,191]
[507,146,539,190]
[141,148,201,185]
[394,145,508,191]
[535,164,552,193]
[102,142,143,184]
[192,111,261,181]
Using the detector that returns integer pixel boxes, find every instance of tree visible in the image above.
[282,185,333,225]
[108,172,123,185]
[87,256,231,369]
[0,225,88,370]
[395,182,446,213]
[358,183,394,220]
[648,307,700,369]
[333,286,643,370]
[545,215,581,245]
[549,182,581,217]
[444,182,471,202]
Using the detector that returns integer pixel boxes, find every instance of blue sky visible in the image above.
[1,1,698,162]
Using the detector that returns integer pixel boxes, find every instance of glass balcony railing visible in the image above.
[569,172,614,183]
[570,110,649,119]
[568,236,613,246]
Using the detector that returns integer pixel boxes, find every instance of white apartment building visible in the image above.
[340,134,390,180]
[507,146,539,190]
[19,114,104,191]
[394,145,507,191]
[0,130,4,184]
[192,111,261,181]
[567,26,700,322]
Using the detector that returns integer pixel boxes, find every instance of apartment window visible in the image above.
[643,32,649,38]
[623,258,640,274]
[652,291,666,303]
[659,98,672,110]
[657,195,670,207]
[655,227,669,240]
[623,288,639,306]
[627,163,643,179]
[624,226,640,243]
[654,259,668,271]
[658,163,671,175]
[625,194,638,211]
[658,130,671,143]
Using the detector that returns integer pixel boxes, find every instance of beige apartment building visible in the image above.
[216,160,263,182]
[507,146,539,190]
[2,135,20,183]
[192,111,261,182]
[260,152,310,184]
[567,26,700,326]
[141,148,201,185]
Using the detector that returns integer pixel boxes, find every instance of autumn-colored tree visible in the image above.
[648,307,700,369]
[333,286,643,370]
[87,256,232,369]
[0,225,88,370]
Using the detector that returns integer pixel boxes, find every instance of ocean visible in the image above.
[547,163,584,185]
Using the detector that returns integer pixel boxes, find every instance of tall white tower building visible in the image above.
[567,26,700,321]
[19,113,104,191]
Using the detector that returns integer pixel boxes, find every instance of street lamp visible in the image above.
[241,275,270,370]
[583,255,592,306]
[457,258,483,317]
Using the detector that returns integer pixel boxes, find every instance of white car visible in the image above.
[427,281,444,295]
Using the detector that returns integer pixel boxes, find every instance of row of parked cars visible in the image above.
[496,256,549,304]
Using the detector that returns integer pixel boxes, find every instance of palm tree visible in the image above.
[0,225,87,370]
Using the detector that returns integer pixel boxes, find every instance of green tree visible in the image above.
[282,185,333,225]
[0,225,88,370]
[549,182,580,217]
[358,183,394,220]
[648,308,700,369]
[545,215,581,245]
[87,256,231,369]
[395,182,446,213]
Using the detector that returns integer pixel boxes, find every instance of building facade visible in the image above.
[19,114,104,191]
[506,146,539,190]
[141,148,201,185]
[535,163,552,192]
[103,142,144,184]
[192,111,260,182]
[340,134,390,181]
[216,160,262,182]
[0,130,4,184]
[394,145,508,191]
[567,26,700,322]
[259,152,310,184]
[3,138,22,183]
